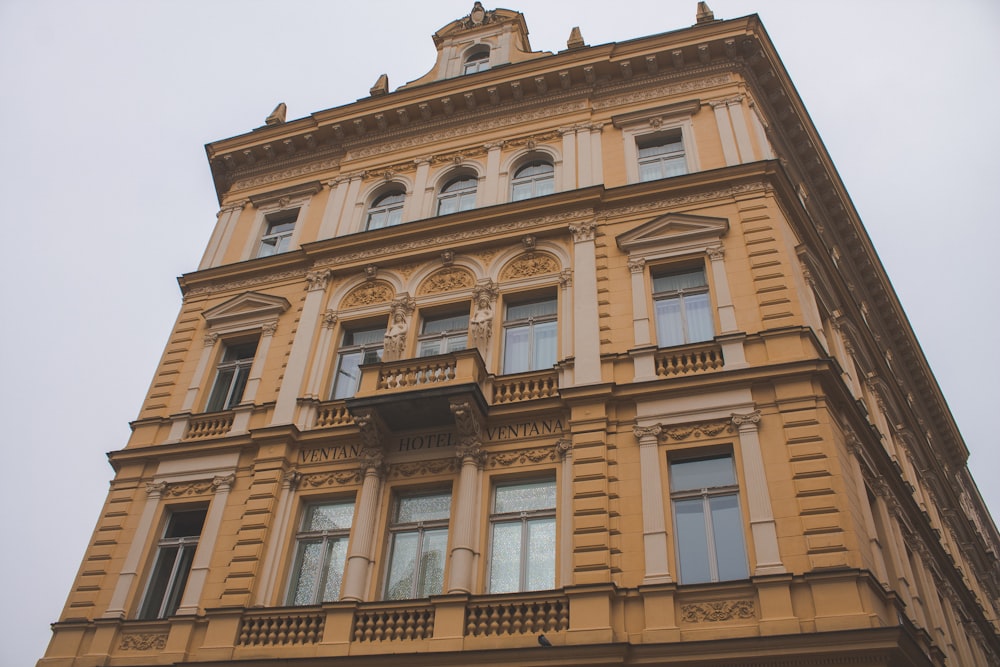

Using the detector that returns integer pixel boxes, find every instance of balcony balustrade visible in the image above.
[654,341,724,377]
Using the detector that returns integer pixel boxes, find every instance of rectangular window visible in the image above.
[257,210,298,257]
[206,340,258,412]
[331,325,385,400]
[287,500,355,605]
[417,312,469,357]
[653,267,713,347]
[637,131,687,182]
[138,508,206,619]
[488,479,556,593]
[670,454,748,584]
[502,297,557,374]
[384,491,451,600]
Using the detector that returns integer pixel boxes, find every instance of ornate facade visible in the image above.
[40,4,999,666]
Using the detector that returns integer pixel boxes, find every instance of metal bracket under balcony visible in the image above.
[345,348,489,431]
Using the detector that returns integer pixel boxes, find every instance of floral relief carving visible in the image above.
[488,444,562,468]
[299,470,363,488]
[418,267,475,295]
[388,458,459,479]
[183,269,309,298]
[120,633,168,651]
[680,599,755,623]
[658,420,733,442]
[499,252,560,282]
[164,480,215,497]
[342,280,394,307]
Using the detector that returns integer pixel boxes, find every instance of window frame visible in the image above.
[510,160,556,201]
[436,174,478,216]
[137,508,207,620]
[382,489,452,600]
[256,209,300,258]
[669,452,749,584]
[366,189,407,231]
[487,478,557,594]
[205,339,258,412]
[285,499,356,606]
[613,102,700,185]
[501,295,558,375]
[636,130,688,182]
[417,310,470,357]
[331,324,386,400]
[463,47,491,75]
[651,265,715,347]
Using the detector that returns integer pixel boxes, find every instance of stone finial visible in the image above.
[696,2,716,24]
[567,26,585,50]
[265,102,287,126]
[370,73,389,97]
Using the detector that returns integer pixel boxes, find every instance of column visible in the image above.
[340,452,385,602]
[711,98,740,166]
[634,425,672,584]
[588,123,604,186]
[708,246,748,368]
[254,470,301,605]
[560,127,577,191]
[447,400,486,594]
[569,221,601,385]
[731,412,784,574]
[177,474,235,615]
[728,99,756,163]
[333,174,364,237]
[558,438,573,586]
[558,270,574,384]
[481,143,502,206]
[317,178,347,240]
[199,201,246,270]
[298,310,338,429]
[627,257,657,381]
[271,270,331,425]
[103,481,166,618]
[575,126,593,187]
[404,158,431,222]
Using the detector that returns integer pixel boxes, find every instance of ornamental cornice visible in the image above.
[592,72,732,111]
[600,182,770,220]
[183,268,309,298]
[231,154,342,192]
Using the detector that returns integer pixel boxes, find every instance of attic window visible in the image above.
[464,48,490,74]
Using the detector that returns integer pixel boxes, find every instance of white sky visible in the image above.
[1,1,997,664]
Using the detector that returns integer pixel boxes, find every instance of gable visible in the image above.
[616,213,729,256]
[202,291,291,329]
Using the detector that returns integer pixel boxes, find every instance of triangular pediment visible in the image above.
[203,291,290,328]
[616,213,729,253]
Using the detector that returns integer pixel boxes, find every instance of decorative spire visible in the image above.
[696,2,716,24]
[567,26,585,50]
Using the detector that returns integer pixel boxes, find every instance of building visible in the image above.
[39,3,1000,665]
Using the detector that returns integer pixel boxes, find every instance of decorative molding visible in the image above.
[568,221,597,243]
[322,310,339,329]
[593,74,732,110]
[299,469,362,488]
[731,411,762,430]
[203,332,220,347]
[260,321,278,336]
[183,269,310,298]
[658,420,733,442]
[145,481,167,498]
[499,252,560,282]
[706,245,725,261]
[388,457,459,479]
[488,443,563,468]
[558,269,573,288]
[627,257,646,274]
[231,156,342,191]
[119,633,168,651]
[633,424,663,441]
[417,267,475,295]
[342,280,394,308]
[680,599,755,623]
[306,270,331,292]
[212,473,236,493]
[164,480,214,498]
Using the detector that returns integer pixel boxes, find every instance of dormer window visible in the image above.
[464,47,491,74]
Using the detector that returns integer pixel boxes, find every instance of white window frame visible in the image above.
[205,339,258,412]
[487,478,557,593]
[417,311,470,357]
[330,324,386,400]
[382,491,452,600]
[463,47,491,74]
[652,265,715,347]
[137,508,207,620]
[669,453,748,584]
[614,101,701,185]
[436,175,478,215]
[366,189,406,230]
[501,295,558,375]
[256,209,299,257]
[510,160,556,201]
[285,500,355,606]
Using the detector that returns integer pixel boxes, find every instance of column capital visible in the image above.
[203,332,220,347]
[322,310,339,329]
[306,269,331,292]
[212,474,236,493]
[707,245,725,261]
[731,410,761,430]
[282,469,302,491]
[260,321,278,337]
[569,220,597,243]
[627,257,647,274]
[633,424,663,442]
[145,480,167,498]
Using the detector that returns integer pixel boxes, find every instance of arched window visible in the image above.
[464,48,490,74]
[366,190,406,230]
[437,176,477,215]
[511,161,555,201]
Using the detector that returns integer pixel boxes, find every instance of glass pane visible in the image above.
[457,191,476,211]
[653,269,706,293]
[526,517,556,590]
[396,493,451,523]
[267,219,296,235]
[437,196,458,216]
[227,365,251,409]
[503,325,530,374]
[638,161,661,182]
[290,540,323,605]
[535,176,555,197]
[139,545,179,618]
[422,314,469,334]
[489,521,521,593]
[512,182,533,201]
[206,368,235,411]
[418,340,442,357]
[684,292,713,343]
[386,206,403,227]
[257,237,278,257]
[654,297,685,348]
[161,544,196,617]
[332,351,363,399]
[445,334,467,352]
[305,502,355,531]
[533,320,557,370]
[507,299,557,320]
[165,510,207,538]
[344,327,386,346]
[373,192,405,207]
[710,494,748,581]
[385,532,418,599]
[674,498,711,584]
[417,528,448,597]
[670,456,736,492]
[322,537,350,601]
[367,210,388,229]
[663,155,688,177]
[495,480,556,513]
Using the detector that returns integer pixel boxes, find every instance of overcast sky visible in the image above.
[2,1,997,664]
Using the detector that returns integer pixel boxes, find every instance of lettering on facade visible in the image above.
[299,419,565,461]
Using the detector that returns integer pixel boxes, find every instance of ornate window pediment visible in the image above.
[202,291,290,330]
[616,213,728,259]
